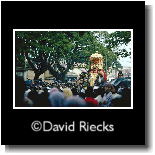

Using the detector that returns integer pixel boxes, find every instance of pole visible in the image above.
[106,54,107,75]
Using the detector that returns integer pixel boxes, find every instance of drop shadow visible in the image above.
[4,5,152,153]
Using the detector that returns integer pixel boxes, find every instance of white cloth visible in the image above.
[81,88,85,93]
[24,89,31,97]
[102,92,113,106]
[112,93,122,100]
[95,95,103,104]
[93,86,99,90]
[98,76,102,83]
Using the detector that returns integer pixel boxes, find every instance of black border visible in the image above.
[1,1,145,145]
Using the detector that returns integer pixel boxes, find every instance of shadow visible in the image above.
[145,4,153,151]
[4,144,150,153]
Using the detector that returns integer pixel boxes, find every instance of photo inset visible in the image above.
[14,29,133,109]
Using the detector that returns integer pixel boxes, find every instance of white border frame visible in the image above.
[13,29,133,109]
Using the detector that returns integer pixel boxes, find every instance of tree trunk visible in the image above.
[34,72,40,80]
[59,72,66,82]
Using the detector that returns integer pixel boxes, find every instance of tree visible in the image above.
[16,31,96,80]
[15,31,131,80]
[94,31,131,57]
[92,31,131,70]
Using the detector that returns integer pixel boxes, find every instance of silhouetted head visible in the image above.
[64,96,86,107]
[15,76,25,107]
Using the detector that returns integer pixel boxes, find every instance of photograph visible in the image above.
[14,29,133,109]
[1,0,146,147]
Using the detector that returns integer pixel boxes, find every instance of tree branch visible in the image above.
[25,52,37,72]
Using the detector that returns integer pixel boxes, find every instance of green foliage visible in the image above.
[104,31,131,57]
[15,30,131,79]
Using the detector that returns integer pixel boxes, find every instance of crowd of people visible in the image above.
[15,72,131,107]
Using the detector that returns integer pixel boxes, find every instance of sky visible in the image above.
[106,30,132,68]
[119,41,132,68]
[118,56,131,68]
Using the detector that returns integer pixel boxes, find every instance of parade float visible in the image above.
[89,52,107,86]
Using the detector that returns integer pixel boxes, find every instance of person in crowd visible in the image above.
[94,86,104,105]
[111,87,131,107]
[71,87,78,96]
[15,76,26,107]
[64,96,86,107]
[24,96,34,106]
[94,70,107,86]
[16,69,131,108]
[49,87,59,94]
[118,71,124,78]
[48,91,65,107]
[102,83,115,107]
[84,86,98,106]
[117,80,130,95]
[24,88,31,97]
[62,88,73,98]
[27,89,38,106]
[34,88,50,107]
[78,92,85,99]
